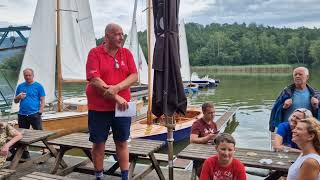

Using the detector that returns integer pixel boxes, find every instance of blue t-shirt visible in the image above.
[15,82,45,115]
[283,88,312,122]
[276,122,299,149]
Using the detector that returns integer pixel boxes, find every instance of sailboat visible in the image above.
[191,72,219,87]
[10,0,95,137]
[179,20,199,94]
[130,2,203,142]
[123,0,149,95]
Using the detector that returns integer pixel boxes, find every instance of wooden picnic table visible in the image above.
[48,133,166,180]
[177,143,299,180]
[8,128,66,170]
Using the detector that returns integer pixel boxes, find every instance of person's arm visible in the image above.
[273,134,284,151]
[0,127,23,156]
[235,160,247,180]
[297,158,320,180]
[14,93,25,103]
[190,133,217,144]
[105,73,138,96]
[39,96,45,113]
[199,159,211,180]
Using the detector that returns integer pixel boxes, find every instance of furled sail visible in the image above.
[11,0,56,113]
[60,0,96,80]
[179,20,191,82]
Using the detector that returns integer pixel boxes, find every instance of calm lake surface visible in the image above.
[186,69,320,151]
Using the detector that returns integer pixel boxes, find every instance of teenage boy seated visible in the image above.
[200,133,246,180]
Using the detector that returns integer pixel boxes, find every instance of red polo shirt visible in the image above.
[86,45,137,111]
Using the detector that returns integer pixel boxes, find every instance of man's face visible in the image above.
[23,70,34,83]
[105,26,124,48]
[293,68,308,87]
[203,107,215,121]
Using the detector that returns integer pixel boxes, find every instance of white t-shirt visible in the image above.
[287,153,320,180]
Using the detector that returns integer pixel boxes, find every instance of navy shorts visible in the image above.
[88,110,131,144]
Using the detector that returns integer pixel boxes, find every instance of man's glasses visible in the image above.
[114,58,120,69]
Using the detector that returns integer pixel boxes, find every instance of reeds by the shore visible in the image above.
[191,64,294,74]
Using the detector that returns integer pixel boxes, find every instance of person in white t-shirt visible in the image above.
[287,117,320,180]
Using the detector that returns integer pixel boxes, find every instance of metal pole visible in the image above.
[166,116,176,180]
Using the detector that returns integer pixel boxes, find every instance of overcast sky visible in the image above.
[1,0,319,38]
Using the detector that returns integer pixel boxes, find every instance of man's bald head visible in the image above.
[105,23,122,35]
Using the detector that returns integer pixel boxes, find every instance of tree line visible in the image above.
[137,22,320,66]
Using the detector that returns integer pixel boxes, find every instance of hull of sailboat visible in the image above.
[130,107,202,142]
[138,125,192,142]
[41,112,88,139]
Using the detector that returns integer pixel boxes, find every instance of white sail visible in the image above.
[11,0,56,113]
[179,20,191,82]
[124,0,149,85]
[60,0,96,80]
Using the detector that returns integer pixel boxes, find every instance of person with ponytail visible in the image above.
[287,117,320,180]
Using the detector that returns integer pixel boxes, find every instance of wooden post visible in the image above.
[146,0,153,125]
[56,0,63,112]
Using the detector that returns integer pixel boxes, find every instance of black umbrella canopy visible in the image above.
[152,0,187,117]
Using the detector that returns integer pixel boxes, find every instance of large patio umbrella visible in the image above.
[152,0,187,179]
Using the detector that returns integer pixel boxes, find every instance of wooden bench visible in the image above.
[7,129,67,170]
[48,133,166,180]
[0,169,15,180]
[19,172,77,180]
[178,143,299,180]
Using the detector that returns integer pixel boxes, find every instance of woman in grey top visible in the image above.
[287,117,320,180]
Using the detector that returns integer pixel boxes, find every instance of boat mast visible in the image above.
[56,0,63,112]
[133,0,141,85]
[147,0,153,125]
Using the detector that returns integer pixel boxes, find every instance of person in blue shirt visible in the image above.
[13,68,45,159]
[269,67,320,132]
[273,108,313,153]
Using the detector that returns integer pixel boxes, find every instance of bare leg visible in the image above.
[92,143,105,171]
[115,141,129,170]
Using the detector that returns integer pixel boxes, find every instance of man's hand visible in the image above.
[283,98,292,109]
[206,133,218,142]
[115,96,128,111]
[0,144,9,156]
[105,85,120,97]
[18,92,26,100]
[311,97,319,109]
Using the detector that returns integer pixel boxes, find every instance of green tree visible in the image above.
[309,40,320,65]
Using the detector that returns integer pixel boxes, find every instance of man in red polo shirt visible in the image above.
[86,23,138,180]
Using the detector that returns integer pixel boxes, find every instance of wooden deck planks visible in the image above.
[0,169,15,180]
[19,172,77,180]
[215,106,238,130]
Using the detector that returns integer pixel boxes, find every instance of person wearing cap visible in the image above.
[273,108,313,153]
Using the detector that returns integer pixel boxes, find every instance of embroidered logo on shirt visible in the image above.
[121,61,125,66]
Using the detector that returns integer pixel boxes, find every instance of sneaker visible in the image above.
[22,151,30,159]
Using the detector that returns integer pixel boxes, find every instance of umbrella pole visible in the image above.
[165,116,176,180]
